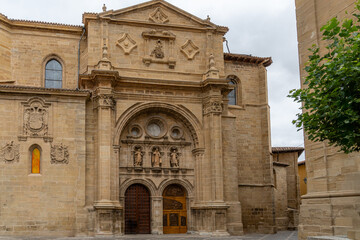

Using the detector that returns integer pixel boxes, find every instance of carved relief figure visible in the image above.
[170,149,179,167]
[152,147,162,167]
[134,148,143,167]
[0,141,20,163]
[51,143,69,164]
[151,40,165,59]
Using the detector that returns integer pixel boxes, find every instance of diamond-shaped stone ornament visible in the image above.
[116,33,137,55]
[180,40,200,60]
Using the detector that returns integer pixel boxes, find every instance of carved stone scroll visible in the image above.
[51,143,69,164]
[0,141,20,163]
[149,7,169,24]
[180,40,200,60]
[116,33,137,55]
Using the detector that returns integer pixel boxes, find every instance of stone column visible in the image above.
[92,91,121,235]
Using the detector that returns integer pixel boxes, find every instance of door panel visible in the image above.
[163,184,187,234]
[125,184,150,234]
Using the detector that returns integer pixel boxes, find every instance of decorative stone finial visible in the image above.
[102,4,107,12]
[206,15,211,22]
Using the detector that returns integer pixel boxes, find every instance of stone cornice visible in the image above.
[0,85,90,98]
[0,13,83,34]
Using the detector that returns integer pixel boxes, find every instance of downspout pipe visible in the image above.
[77,27,86,89]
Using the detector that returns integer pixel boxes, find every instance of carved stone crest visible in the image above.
[151,40,165,59]
[0,141,20,163]
[51,143,69,164]
[180,40,200,60]
[149,7,169,24]
[116,33,137,55]
[19,98,52,142]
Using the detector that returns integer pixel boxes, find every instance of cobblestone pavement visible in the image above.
[0,231,298,240]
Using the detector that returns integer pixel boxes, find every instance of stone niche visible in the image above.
[142,29,176,68]
[120,111,194,172]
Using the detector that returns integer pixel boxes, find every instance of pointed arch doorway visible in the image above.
[163,184,187,234]
[125,184,151,234]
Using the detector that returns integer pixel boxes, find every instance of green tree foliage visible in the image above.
[289,2,360,153]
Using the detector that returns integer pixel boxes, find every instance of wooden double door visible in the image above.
[163,184,187,234]
[125,184,151,234]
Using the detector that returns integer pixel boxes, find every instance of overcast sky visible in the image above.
[1,0,304,159]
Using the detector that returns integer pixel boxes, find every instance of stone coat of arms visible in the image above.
[0,141,20,163]
[51,143,69,164]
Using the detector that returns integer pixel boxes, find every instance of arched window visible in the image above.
[227,75,241,106]
[228,80,237,105]
[31,146,41,174]
[45,59,62,88]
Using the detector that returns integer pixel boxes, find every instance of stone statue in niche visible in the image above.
[134,147,143,167]
[0,141,20,163]
[170,149,179,168]
[152,147,162,167]
[151,39,164,59]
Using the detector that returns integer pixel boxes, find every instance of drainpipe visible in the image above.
[77,27,86,89]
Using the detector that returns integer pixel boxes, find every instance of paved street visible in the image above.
[0,231,298,240]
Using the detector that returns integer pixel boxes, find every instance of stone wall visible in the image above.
[295,0,360,239]
[0,90,88,236]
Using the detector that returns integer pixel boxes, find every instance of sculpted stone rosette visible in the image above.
[0,141,20,163]
[51,143,69,164]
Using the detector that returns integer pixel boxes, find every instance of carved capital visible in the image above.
[0,141,20,163]
[92,94,115,109]
[51,143,69,164]
[203,100,222,115]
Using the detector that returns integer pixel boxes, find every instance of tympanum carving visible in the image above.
[151,40,165,59]
[0,141,20,163]
[51,143,69,164]
[149,7,169,24]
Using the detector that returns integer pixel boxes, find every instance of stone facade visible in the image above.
[295,0,360,239]
[0,0,297,237]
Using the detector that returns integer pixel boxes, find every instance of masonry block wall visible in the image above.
[295,0,360,239]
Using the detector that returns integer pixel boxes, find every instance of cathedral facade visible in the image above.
[0,0,296,236]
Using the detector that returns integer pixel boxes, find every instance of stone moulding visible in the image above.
[50,143,69,164]
[180,40,200,60]
[149,7,169,24]
[116,33,137,55]
[0,141,20,163]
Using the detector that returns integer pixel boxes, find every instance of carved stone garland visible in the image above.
[50,143,69,164]
[0,141,20,163]
[19,97,52,142]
